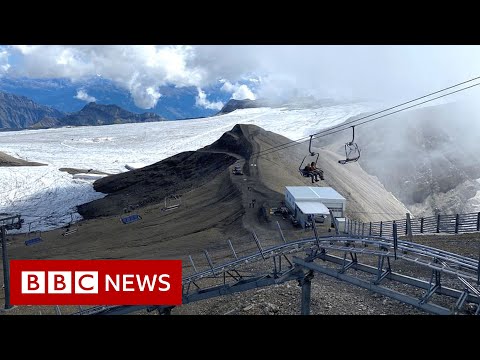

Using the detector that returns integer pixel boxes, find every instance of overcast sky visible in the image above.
[1,45,480,109]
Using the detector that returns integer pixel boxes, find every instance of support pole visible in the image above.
[204,250,215,275]
[276,221,287,244]
[227,239,238,259]
[188,255,198,273]
[477,250,480,286]
[393,222,398,260]
[252,231,265,260]
[1,226,12,310]
[300,270,314,315]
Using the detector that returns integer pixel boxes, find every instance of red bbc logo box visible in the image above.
[9,260,182,306]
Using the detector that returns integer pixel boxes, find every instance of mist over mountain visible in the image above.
[217,96,346,115]
[315,101,480,216]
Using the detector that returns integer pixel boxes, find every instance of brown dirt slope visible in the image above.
[0,151,46,166]
[77,150,238,218]
[247,125,410,222]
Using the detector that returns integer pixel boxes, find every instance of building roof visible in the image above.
[285,186,346,201]
[296,201,331,215]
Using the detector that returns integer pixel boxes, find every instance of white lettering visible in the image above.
[22,271,45,294]
[123,274,135,291]
[105,274,120,291]
[158,274,170,291]
[75,272,98,294]
[48,271,72,294]
[136,274,157,291]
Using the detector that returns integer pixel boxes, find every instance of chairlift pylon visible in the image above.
[338,126,361,165]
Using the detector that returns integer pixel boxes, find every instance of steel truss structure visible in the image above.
[74,220,480,316]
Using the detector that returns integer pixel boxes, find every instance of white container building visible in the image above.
[284,186,347,228]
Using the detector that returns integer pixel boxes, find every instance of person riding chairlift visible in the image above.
[310,161,324,180]
[304,163,320,183]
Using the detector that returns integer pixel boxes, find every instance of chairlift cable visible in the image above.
[252,77,480,158]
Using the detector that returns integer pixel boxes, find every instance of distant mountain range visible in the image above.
[0,76,228,120]
[0,91,65,129]
[0,90,166,130]
[0,83,348,130]
[0,90,272,130]
[32,102,165,128]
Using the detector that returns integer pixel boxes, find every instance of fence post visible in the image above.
[380,221,383,237]
[477,212,480,232]
[455,214,459,234]
[477,250,480,286]
[436,214,441,233]
[393,221,398,260]
[406,213,413,241]
[369,222,372,236]
[362,222,365,237]
[420,217,424,233]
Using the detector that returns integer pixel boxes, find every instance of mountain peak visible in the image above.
[82,102,121,111]
[0,91,65,129]
[56,100,166,127]
[217,99,268,115]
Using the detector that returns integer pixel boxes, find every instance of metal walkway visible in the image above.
[74,221,480,316]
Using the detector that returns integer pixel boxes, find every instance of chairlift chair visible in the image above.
[62,213,79,236]
[24,223,43,246]
[299,135,320,177]
[338,126,361,164]
[162,194,181,211]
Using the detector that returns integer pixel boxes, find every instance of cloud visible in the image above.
[195,88,224,110]
[232,84,256,100]
[220,79,236,93]
[5,45,480,108]
[0,47,10,74]
[7,45,199,109]
[220,80,256,100]
[74,89,96,102]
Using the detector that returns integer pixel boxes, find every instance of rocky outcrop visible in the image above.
[216,99,268,115]
[0,91,65,129]
[33,102,166,128]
